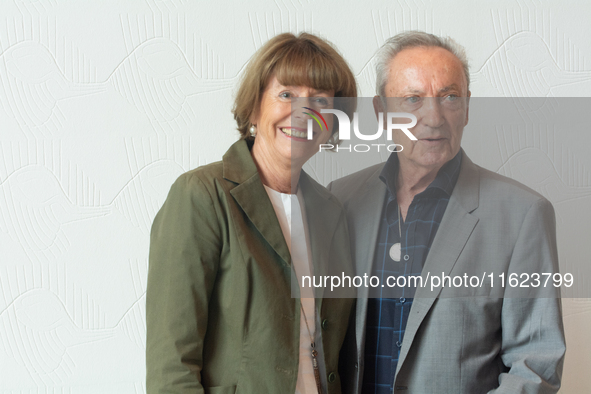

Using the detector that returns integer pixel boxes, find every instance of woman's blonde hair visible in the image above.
[232,32,357,141]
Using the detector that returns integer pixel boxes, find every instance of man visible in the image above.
[329,31,566,393]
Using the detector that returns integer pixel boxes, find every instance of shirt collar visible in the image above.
[379,150,462,198]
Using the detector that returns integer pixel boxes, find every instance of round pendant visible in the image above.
[389,243,401,262]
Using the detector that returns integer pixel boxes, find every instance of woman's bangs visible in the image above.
[273,48,341,94]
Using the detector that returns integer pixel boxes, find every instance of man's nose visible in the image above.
[421,98,445,128]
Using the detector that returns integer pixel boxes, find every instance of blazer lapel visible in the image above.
[346,166,388,356]
[395,151,480,374]
[300,172,342,280]
[299,171,344,311]
[224,140,292,266]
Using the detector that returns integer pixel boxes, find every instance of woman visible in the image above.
[146,32,357,394]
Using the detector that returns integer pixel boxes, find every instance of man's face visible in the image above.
[375,46,470,174]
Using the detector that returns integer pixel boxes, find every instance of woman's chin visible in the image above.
[274,140,317,164]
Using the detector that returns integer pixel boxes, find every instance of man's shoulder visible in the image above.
[328,162,385,203]
[476,164,546,203]
[301,171,344,211]
[470,161,552,217]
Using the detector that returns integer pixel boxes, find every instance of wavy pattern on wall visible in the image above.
[0,0,589,392]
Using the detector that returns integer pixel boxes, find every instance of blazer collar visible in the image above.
[224,139,292,266]
[449,149,479,214]
[222,138,259,184]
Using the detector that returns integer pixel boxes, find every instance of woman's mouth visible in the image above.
[280,127,309,139]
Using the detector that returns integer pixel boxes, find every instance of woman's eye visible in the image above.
[315,97,329,105]
[279,92,292,99]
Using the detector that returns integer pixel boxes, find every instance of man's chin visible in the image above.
[414,152,453,170]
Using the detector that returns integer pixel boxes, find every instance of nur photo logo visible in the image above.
[303,107,418,152]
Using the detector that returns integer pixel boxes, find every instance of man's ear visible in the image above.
[465,90,471,126]
[373,95,385,125]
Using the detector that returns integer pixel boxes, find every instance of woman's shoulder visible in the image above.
[167,160,225,200]
[181,160,224,183]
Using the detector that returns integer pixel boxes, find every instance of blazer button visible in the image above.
[328,372,336,383]
[321,319,328,330]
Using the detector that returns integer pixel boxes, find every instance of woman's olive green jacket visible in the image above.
[146,139,354,394]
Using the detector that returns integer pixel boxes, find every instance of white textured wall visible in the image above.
[0,1,589,392]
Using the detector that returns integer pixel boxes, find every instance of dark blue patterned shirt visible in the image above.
[362,151,462,394]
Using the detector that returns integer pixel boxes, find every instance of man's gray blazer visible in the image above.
[329,151,566,394]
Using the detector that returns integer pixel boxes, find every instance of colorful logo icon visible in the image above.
[303,107,328,139]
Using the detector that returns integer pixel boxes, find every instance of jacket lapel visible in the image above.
[395,151,480,374]
[224,140,292,266]
[299,171,344,311]
[346,166,388,356]
[299,172,342,280]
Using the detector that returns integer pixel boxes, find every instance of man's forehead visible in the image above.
[384,46,468,95]
[404,84,463,95]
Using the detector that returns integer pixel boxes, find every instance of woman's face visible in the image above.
[251,76,335,168]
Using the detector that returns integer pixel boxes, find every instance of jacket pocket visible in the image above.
[204,386,237,394]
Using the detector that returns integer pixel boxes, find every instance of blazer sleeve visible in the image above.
[146,173,222,394]
[491,198,566,393]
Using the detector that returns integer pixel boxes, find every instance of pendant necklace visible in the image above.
[300,302,323,394]
[389,204,402,262]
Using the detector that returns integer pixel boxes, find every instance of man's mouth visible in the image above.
[280,127,309,139]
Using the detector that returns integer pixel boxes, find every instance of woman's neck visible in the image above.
[251,140,301,194]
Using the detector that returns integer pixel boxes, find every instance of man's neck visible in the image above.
[396,163,441,221]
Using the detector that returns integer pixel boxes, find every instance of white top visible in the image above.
[264,185,318,394]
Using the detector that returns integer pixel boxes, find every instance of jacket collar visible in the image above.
[450,150,480,214]
[222,138,259,184]
[224,139,292,266]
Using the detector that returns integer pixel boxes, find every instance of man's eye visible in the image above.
[406,97,420,103]
[444,95,458,101]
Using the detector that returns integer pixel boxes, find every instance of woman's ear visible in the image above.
[250,103,260,126]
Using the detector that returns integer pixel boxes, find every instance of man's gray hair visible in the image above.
[375,31,470,96]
